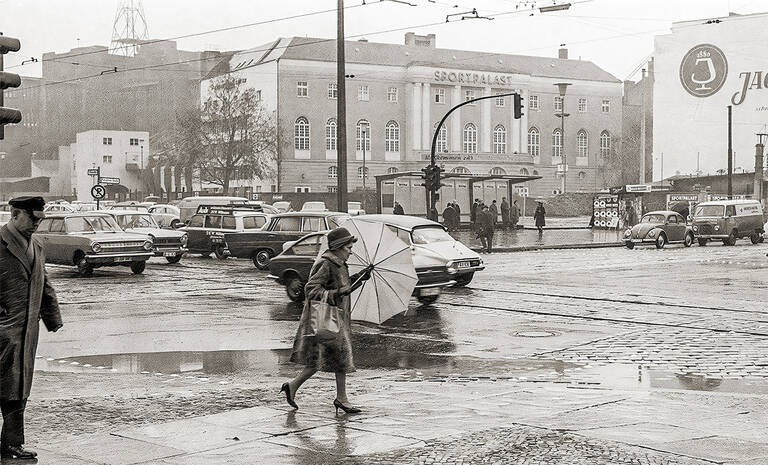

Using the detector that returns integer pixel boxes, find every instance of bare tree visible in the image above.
[600,133,641,187]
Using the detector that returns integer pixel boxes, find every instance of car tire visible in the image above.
[76,257,93,278]
[214,245,228,260]
[625,241,635,249]
[253,249,273,270]
[655,233,666,249]
[200,252,211,258]
[286,275,305,302]
[750,232,761,244]
[684,233,693,247]
[130,261,146,275]
[697,238,708,246]
[170,219,180,229]
[166,255,183,264]
[725,230,738,246]
[454,272,474,287]
[417,294,439,305]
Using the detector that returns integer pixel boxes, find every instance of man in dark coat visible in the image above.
[442,204,456,231]
[0,196,63,461]
[452,201,461,229]
[500,197,510,229]
[476,204,495,253]
[511,200,520,228]
[489,200,499,226]
[470,199,480,230]
[534,201,546,233]
[392,201,405,215]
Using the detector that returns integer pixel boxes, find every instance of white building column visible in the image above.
[481,87,492,153]
[451,85,462,153]
[410,83,422,151]
[519,89,529,154]
[511,90,521,153]
[421,82,431,151]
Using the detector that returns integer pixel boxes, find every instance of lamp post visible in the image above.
[0,152,5,201]
[554,82,571,193]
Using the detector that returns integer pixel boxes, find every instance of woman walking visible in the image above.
[534,201,546,233]
[281,227,371,414]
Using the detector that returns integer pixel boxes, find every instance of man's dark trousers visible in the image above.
[1,399,27,446]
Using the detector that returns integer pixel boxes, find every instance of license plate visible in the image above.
[420,288,440,297]
[114,257,132,263]
[163,252,177,257]
[457,261,471,269]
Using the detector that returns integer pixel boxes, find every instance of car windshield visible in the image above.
[328,215,350,229]
[65,215,121,233]
[116,214,158,229]
[411,226,453,244]
[695,205,724,217]
[640,214,665,224]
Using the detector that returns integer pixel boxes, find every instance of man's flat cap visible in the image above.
[9,196,46,212]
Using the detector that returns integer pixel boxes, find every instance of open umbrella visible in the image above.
[340,218,418,324]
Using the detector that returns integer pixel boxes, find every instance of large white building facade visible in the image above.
[210,34,624,200]
[654,11,768,181]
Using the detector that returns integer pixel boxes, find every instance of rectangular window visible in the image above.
[102,137,112,145]
[328,83,337,100]
[129,138,139,146]
[465,89,475,104]
[102,155,113,163]
[255,90,262,101]
[387,87,398,102]
[435,88,445,104]
[601,99,610,113]
[294,186,311,193]
[529,94,539,111]
[327,186,338,193]
[578,97,587,112]
[297,81,308,97]
[358,85,369,101]
[494,94,505,107]
[554,96,563,112]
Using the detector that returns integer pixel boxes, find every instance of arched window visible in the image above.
[451,166,471,174]
[519,168,529,175]
[387,167,399,174]
[385,121,400,152]
[490,167,506,175]
[463,123,477,154]
[435,125,448,153]
[325,119,337,151]
[527,127,540,157]
[552,128,562,159]
[294,117,310,151]
[600,130,611,158]
[532,170,539,176]
[328,166,338,179]
[577,130,588,158]
[356,120,371,152]
[357,166,369,179]
[493,125,506,154]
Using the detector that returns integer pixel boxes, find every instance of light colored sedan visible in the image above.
[624,211,694,249]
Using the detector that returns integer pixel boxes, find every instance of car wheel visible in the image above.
[625,241,635,250]
[130,261,146,274]
[166,255,183,264]
[725,230,738,246]
[750,232,761,244]
[253,249,273,270]
[170,219,180,229]
[453,273,474,287]
[214,245,228,260]
[697,238,708,246]
[684,233,693,247]
[417,294,439,305]
[655,233,666,249]
[200,252,211,258]
[76,257,93,278]
[286,276,305,302]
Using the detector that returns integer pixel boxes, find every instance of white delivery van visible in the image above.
[692,199,764,246]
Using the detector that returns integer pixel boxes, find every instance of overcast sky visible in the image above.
[2,0,764,80]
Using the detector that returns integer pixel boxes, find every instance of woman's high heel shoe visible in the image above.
[280,382,298,409]
[333,399,361,414]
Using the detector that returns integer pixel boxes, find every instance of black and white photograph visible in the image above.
[1,0,767,463]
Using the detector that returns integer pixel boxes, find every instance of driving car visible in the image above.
[623,211,694,249]
[272,201,292,213]
[103,210,188,263]
[224,211,350,269]
[301,201,328,212]
[44,203,75,213]
[692,199,764,246]
[348,201,366,216]
[148,204,182,229]
[70,202,98,212]
[107,201,150,212]
[33,212,154,277]
[178,205,272,258]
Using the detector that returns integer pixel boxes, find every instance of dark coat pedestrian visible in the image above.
[500,198,510,227]
[534,202,546,232]
[0,197,62,459]
[442,205,457,230]
[453,202,461,228]
[393,202,405,215]
[476,207,495,252]
[511,200,520,227]
[470,199,479,226]
[489,201,498,225]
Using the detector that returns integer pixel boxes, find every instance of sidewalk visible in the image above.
[37,371,768,465]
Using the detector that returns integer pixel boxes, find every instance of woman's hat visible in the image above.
[327,227,357,250]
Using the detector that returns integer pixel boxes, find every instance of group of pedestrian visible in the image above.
[500,197,521,229]
[441,201,462,231]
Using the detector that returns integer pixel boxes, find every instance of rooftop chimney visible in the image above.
[404,32,436,48]
[642,68,647,79]
[558,47,568,59]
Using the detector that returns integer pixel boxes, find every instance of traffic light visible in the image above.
[0,35,23,140]
[421,166,434,192]
[513,92,524,119]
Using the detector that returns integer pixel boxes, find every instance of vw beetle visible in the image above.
[623,211,694,249]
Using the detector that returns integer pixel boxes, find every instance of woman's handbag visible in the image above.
[308,291,341,344]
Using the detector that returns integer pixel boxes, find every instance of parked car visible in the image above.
[108,201,150,212]
[33,212,154,277]
[272,201,292,213]
[44,203,75,213]
[224,211,351,269]
[0,211,10,227]
[301,201,328,212]
[70,202,98,212]
[104,210,188,263]
[176,196,249,224]
[624,211,694,249]
[692,199,764,246]
[348,201,366,216]
[148,204,182,229]
[178,205,272,259]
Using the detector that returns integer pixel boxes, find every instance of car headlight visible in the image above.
[91,242,102,253]
[648,230,655,238]
[714,225,720,231]
[623,229,632,238]
[143,240,153,251]
[692,225,698,232]
[446,261,457,274]
[180,234,188,246]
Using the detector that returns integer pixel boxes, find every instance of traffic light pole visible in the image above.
[426,91,522,220]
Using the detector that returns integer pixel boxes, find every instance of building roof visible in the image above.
[277,37,620,83]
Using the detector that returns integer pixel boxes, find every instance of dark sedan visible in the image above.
[623,211,694,249]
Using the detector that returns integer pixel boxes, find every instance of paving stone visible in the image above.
[658,436,768,462]
[47,433,186,465]
[265,424,424,456]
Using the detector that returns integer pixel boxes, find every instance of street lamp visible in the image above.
[554,82,571,193]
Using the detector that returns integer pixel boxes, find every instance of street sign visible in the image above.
[91,184,106,200]
[100,176,120,185]
[625,184,652,193]
[87,168,99,176]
